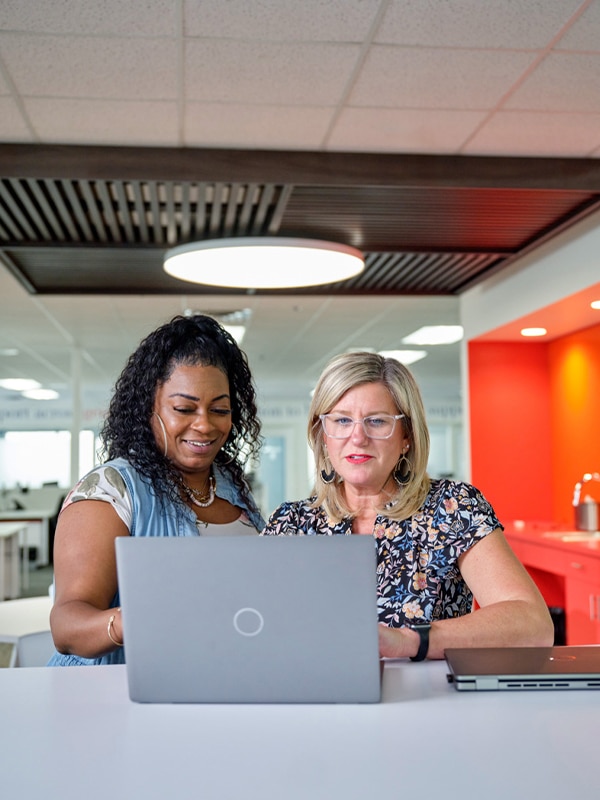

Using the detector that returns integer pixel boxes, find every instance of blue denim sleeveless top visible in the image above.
[47,458,264,667]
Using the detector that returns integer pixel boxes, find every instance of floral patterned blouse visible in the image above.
[262,479,502,627]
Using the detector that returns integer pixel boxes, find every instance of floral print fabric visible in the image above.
[62,465,133,528]
[262,479,501,627]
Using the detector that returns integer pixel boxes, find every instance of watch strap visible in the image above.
[409,624,431,662]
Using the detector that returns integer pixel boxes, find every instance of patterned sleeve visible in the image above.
[262,499,345,536]
[262,501,304,535]
[431,480,502,554]
[61,465,133,530]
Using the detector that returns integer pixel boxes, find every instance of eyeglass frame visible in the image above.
[319,413,406,440]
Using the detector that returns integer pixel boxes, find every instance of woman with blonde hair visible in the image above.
[263,351,553,661]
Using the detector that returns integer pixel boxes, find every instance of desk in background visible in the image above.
[0,485,64,571]
[0,507,56,583]
[0,661,598,800]
[0,522,25,599]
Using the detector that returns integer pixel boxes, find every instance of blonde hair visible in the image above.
[308,352,430,522]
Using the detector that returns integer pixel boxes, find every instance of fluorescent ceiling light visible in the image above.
[22,389,60,400]
[520,327,547,337]
[379,349,427,365]
[0,378,42,391]
[164,237,364,289]
[0,348,18,356]
[401,325,464,345]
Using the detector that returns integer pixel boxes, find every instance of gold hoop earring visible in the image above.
[152,412,168,457]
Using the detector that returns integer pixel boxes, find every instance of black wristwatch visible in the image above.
[408,623,431,662]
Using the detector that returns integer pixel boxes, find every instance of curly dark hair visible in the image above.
[100,313,262,513]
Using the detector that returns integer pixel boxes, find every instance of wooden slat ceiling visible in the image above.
[1,144,600,296]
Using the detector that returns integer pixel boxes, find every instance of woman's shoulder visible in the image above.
[424,478,500,525]
[268,497,316,520]
[66,460,128,499]
[427,477,488,502]
[263,497,327,534]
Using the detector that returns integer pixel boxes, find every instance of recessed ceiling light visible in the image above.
[401,325,463,345]
[22,389,60,400]
[379,350,427,365]
[0,378,42,391]
[164,237,365,289]
[520,327,547,337]
[591,300,600,310]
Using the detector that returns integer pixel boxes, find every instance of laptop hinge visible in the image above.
[475,677,499,690]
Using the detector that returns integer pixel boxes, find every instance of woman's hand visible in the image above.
[378,623,422,660]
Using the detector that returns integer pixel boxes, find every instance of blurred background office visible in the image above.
[1,1,600,603]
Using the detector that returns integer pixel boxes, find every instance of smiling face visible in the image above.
[151,363,232,478]
[323,381,408,499]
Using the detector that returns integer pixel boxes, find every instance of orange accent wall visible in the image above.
[468,340,553,523]
[548,325,600,524]
[469,324,600,527]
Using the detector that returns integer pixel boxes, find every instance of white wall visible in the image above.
[460,208,600,341]
[458,207,600,482]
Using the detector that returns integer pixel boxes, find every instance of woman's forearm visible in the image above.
[379,599,555,660]
[50,600,123,659]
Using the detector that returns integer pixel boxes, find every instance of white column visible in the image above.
[70,346,82,486]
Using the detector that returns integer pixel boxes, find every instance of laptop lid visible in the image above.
[445,645,600,691]
[115,534,381,704]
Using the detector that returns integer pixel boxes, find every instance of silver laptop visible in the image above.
[445,645,600,691]
[115,534,381,704]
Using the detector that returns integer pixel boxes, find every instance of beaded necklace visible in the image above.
[181,474,216,508]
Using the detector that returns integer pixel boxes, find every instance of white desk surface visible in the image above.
[0,660,599,800]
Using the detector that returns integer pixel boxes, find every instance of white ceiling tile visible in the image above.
[1,0,600,412]
[0,35,179,99]
[24,98,180,145]
[376,0,585,49]
[183,0,380,41]
[556,1,600,52]
[0,97,33,139]
[0,0,178,36]
[328,107,487,153]
[349,46,537,109]
[504,53,600,112]
[185,40,361,104]
[184,102,335,149]
[464,110,600,157]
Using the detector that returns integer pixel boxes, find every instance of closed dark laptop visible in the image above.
[445,645,600,691]
[115,534,381,704]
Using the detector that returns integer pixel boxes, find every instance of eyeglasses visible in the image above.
[319,413,405,440]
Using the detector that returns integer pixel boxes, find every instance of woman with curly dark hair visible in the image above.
[48,314,264,666]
